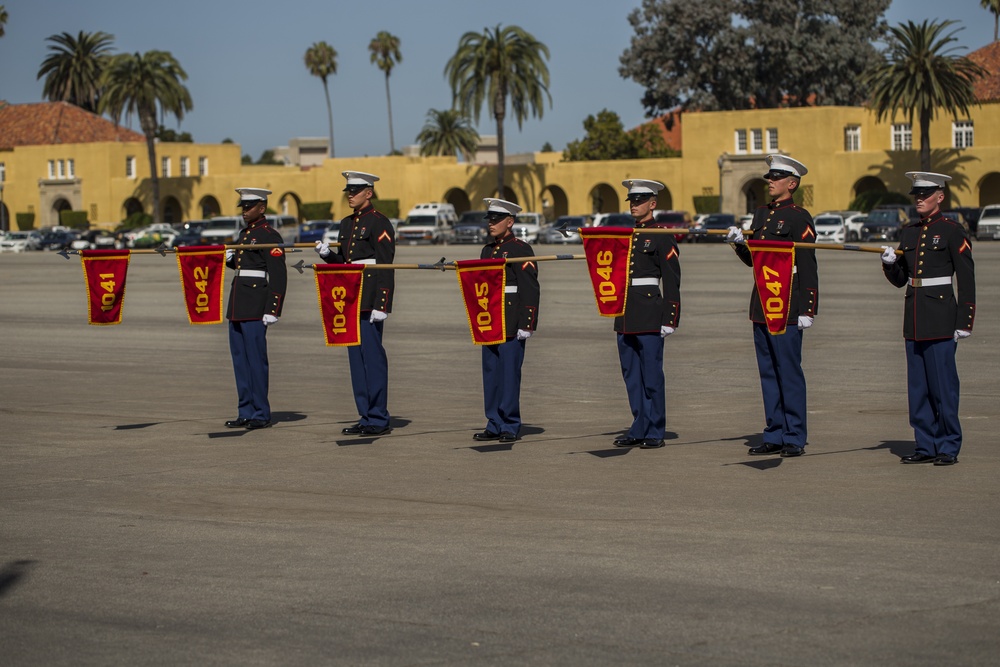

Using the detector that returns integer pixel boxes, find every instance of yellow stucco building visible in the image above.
[3,99,1000,230]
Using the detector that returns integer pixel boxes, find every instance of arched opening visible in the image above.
[589,183,619,214]
[278,192,301,220]
[978,172,1000,207]
[500,186,517,205]
[852,175,886,200]
[52,198,72,226]
[122,197,144,220]
[540,185,568,219]
[161,196,182,224]
[656,185,674,211]
[741,178,767,213]
[444,188,471,214]
[0,202,10,232]
[199,195,221,219]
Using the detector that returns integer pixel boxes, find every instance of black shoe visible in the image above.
[473,431,501,441]
[342,424,364,435]
[780,445,804,458]
[499,432,518,444]
[225,418,249,428]
[639,438,665,449]
[900,453,936,464]
[244,419,272,430]
[748,443,783,456]
[933,454,958,466]
[613,436,639,448]
[360,425,390,436]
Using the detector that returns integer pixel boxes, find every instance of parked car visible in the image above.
[947,206,981,234]
[71,229,118,250]
[514,212,543,244]
[691,213,736,242]
[844,213,868,242]
[0,231,32,253]
[594,213,635,228]
[738,214,754,231]
[265,214,296,230]
[813,213,846,244]
[200,216,243,244]
[539,215,586,244]
[39,230,78,251]
[172,228,205,247]
[132,226,177,248]
[861,208,907,242]
[397,202,457,245]
[653,210,693,242]
[451,211,489,245]
[321,221,341,245]
[975,204,1000,240]
[295,220,331,244]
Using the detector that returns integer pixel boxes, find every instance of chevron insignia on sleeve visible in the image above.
[666,247,678,260]
[522,261,536,271]
[378,231,391,243]
[801,227,816,240]
[959,239,971,254]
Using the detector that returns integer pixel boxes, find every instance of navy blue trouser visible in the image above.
[617,333,666,440]
[482,338,526,436]
[753,323,807,448]
[906,338,962,457]
[229,319,270,421]
[348,318,389,429]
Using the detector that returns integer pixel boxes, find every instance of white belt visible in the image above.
[909,276,951,287]
[792,266,798,274]
[631,277,659,286]
[351,258,376,265]
[504,286,518,293]
[238,270,267,279]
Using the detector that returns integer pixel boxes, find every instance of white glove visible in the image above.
[660,325,675,338]
[797,315,814,330]
[516,329,532,340]
[225,248,235,262]
[262,314,278,326]
[880,246,897,265]
[369,310,388,323]
[315,241,331,258]
[725,226,744,244]
[954,329,971,342]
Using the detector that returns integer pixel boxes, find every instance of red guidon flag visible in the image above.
[747,239,796,335]
[314,264,364,346]
[455,258,507,345]
[579,227,634,317]
[80,249,130,325]
[175,245,226,324]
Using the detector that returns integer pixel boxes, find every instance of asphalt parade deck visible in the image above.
[2,242,998,666]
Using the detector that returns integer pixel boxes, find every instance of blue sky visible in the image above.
[0,0,995,160]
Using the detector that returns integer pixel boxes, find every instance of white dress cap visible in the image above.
[342,171,380,187]
[483,198,522,216]
[905,171,951,193]
[621,179,665,196]
[765,154,808,178]
[235,187,272,202]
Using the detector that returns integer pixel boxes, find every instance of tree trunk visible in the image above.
[140,108,161,225]
[919,108,932,172]
[494,90,506,198]
[323,79,335,158]
[385,73,395,154]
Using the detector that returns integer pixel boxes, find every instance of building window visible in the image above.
[751,129,763,153]
[198,156,208,176]
[735,129,748,154]
[0,162,5,183]
[126,156,136,179]
[58,160,66,179]
[180,156,190,177]
[67,159,75,178]
[953,120,974,148]
[161,156,171,178]
[844,125,861,152]
[767,128,778,151]
[48,160,55,179]
[891,123,912,151]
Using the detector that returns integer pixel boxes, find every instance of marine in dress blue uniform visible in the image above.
[224,188,287,430]
[472,198,540,444]
[315,171,396,436]
[727,155,818,457]
[881,172,976,466]
[612,179,681,450]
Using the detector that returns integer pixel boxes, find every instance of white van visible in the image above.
[200,216,243,243]
[397,203,457,245]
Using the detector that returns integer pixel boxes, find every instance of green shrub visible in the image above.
[60,210,89,229]
[16,212,35,230]
[122,212,152,229]
[375,198,400,219]
[301,201,333,220]
[849,190,910,213]
[692,196,720,214]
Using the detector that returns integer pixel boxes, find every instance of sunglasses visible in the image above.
[627,194,653,204]
[344,186,369,196]
[240,200,261,210]
[763,171,793,182]
[486,212,510,223]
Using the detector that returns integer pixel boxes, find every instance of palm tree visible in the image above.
[416,109,480,162]
[99,51,193,224]
[304,41,338,158]
[863,20,986,171]
[368,31,402,154]
[983,0,1000,41]
[445,24,551,196]
[0,5,8,39]
[37,30,115,113]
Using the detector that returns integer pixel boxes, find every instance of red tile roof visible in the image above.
[635,111,683,152]
[0,101,144,150]
[967,42,1000,102]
